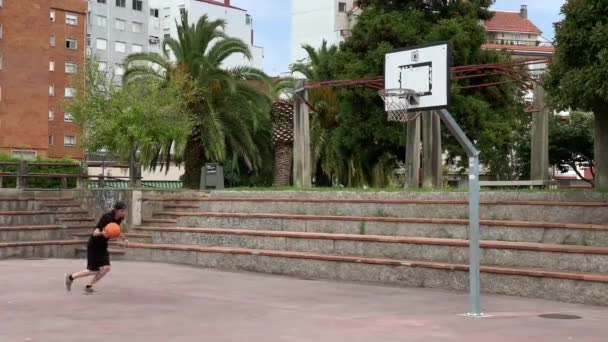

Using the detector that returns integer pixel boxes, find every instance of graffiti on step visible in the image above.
[97,190,117,211]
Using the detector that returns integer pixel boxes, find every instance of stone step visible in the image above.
[40,203,83,211]
[142,218,177,226]
[0,240,85,259]
[136,227,608,274]
[71,232,152,243]
[143,196,608,224]
[55,217,95,223]
[150,211,608,247]
[0,225,66,242]
[122,241,608,306]
[74,247,127,259]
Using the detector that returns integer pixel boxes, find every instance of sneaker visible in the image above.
[84,286,95,294]
[64,273,73,292]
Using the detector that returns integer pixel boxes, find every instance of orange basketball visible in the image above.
[105,223,121,239]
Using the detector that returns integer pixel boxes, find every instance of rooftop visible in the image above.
[484,11,542,34]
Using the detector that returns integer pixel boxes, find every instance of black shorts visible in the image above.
[87,239,110,271]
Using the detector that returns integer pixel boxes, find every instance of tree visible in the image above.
[64,59,192,170]
[269,78,295,186]
[325,1,526,185]
[549,112,594,186]
[546,0,608,189]
[125,13,270,189]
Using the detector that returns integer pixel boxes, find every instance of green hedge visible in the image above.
[0,154,80,189]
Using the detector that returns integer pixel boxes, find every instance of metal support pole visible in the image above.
[431,111,443,188]
[531,84,549,181]
[293,85,312,188]
[405,114,421,188]
[467,154,481,317]
[438,109,482,317]
[422,112,433,188]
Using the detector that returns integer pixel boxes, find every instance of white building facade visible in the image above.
[149,0,263,69]
[290,0,359,65]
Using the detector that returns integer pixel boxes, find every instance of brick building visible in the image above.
[0,0,86,160]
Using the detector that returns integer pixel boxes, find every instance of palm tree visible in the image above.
[124,13,270,188]
[268,78,295,186]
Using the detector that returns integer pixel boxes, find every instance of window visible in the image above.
[246,14,252,26]
[65,38,78,50]
[49,60,55,71]
[49,110,54,121]
[0,24,3,40]
[115,19,126,30]
[65,62,77,74]
[132,22,143,33]
[116,0,126,8]
[163,9,171,27]
[64,113,74,122]
[150,8,159,17]
[133,0,143,11]
[149,36,159,44]
[96,38,107,50]
[50,9,56,22]
[98,0,106,3]
[164,33,170,40]
[153,18,160,29]
[65,87,75,98]
[338,2,347,12]
[64,135,76,147]
[179,6,186,16]
[66,13,78,25]
[99,61,107,72]
[114,64,124,76]
[12,150,37,160]
[49,135,54,146]
[0,53,3,70]
[87,34,91,47]
[131,44,143,53]
[97,15,107,27]
[50,34,55,47]
[114,41,126,53]
[49,84,55,96]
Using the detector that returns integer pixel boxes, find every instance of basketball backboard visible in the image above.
[384,41,451,112]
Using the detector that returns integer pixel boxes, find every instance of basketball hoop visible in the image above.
[378,88,420,123]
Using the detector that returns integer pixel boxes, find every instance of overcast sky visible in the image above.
[231,0,566,75]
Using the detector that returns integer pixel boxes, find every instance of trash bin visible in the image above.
[200,163,224,190]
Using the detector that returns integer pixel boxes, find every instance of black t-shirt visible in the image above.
[88,211,124,248]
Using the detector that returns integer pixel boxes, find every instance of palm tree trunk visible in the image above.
[183,129,204,189]
[273,143,292,186]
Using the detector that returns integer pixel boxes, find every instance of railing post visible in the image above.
[60,177,68,189]
[98,173,105,188]
[77,161,88,189]
[16,160,28,189]
[0,176,3,188]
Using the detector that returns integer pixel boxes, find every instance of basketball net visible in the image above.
[378,88,420,123]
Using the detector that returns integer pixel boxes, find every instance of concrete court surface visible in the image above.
[1,259,607,342]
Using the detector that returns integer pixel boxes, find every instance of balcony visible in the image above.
[487,39,540,47]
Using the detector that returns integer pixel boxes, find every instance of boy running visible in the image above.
[64,201,129,293]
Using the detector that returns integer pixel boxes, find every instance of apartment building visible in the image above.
[87,0,150,78]
[291,0,359,65]
[149,0,263,69]
[0,0,87,159]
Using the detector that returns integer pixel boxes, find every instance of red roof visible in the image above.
[481,43,555,54]
[484,11,541,34]
[194,0,245,12]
